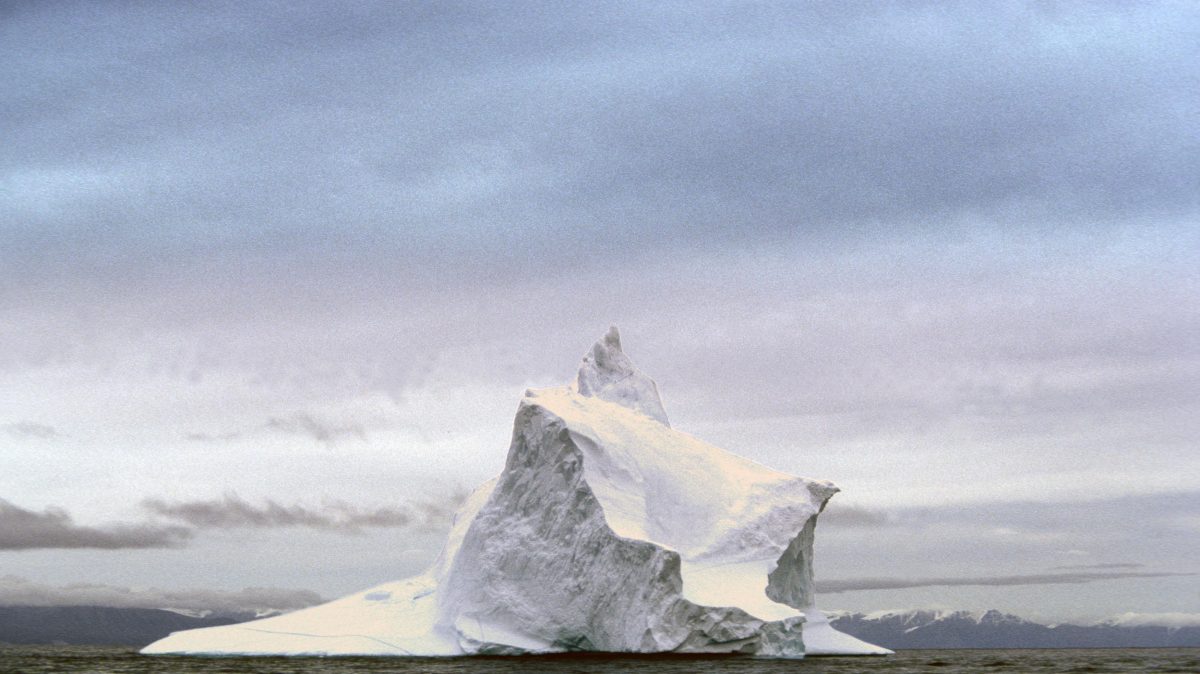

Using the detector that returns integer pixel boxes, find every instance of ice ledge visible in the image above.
[573,326,671,426]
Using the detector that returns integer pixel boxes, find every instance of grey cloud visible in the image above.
[411,488,471,532]
[817,571,1195,594]
[2,421,59,439]
[142,492,463,534]
[0,488,464,551]
[0,499,190,550]
[820,505,891,528]
[185,431,241,443]
[1051,563,1145,571]
[265,413,366,445]
[0,575,323,615]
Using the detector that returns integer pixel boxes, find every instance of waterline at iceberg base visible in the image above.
[142,328,889,658]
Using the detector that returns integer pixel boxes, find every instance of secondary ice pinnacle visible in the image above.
[573,326,671,426]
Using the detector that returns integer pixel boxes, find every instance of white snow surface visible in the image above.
[143,328,889,658]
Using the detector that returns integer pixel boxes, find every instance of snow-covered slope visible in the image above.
[143,328,888,658]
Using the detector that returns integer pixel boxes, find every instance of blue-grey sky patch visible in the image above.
[3,2,1198,280]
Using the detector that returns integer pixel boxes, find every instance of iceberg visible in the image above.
[143,328,889,658]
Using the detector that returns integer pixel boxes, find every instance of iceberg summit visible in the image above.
[143,328,889,658]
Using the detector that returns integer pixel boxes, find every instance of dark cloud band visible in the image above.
[1,422,59,439]
[0,491,465,550]
[142,492,464,534]
[820,505,891,528]
[0,500,190,550]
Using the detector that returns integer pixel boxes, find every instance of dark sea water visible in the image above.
[1,646,1197,674]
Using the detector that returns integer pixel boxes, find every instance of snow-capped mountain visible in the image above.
[0,606,246,646]
[828,609,1200,648]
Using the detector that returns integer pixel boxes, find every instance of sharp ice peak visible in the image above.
[573,326,670,426]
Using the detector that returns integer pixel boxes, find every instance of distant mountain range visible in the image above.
[0,606,252,647]
[2,605,1198,649]
[829,609,1200,649]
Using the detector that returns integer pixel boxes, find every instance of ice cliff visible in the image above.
[142,328,889,658]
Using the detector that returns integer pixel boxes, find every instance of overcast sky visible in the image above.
[2,1,1198,623]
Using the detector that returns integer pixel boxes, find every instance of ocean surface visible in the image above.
[1,646,1197,674]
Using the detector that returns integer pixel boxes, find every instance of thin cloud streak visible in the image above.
[143,492,464,534]
[265,412,367,445]
[0,499,190,550]
[2,422,59,439]
[1051,563,1146,571]
[817,571,1195,594]
[185,431,241,443]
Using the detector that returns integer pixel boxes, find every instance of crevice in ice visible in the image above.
[240,627,414,655]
